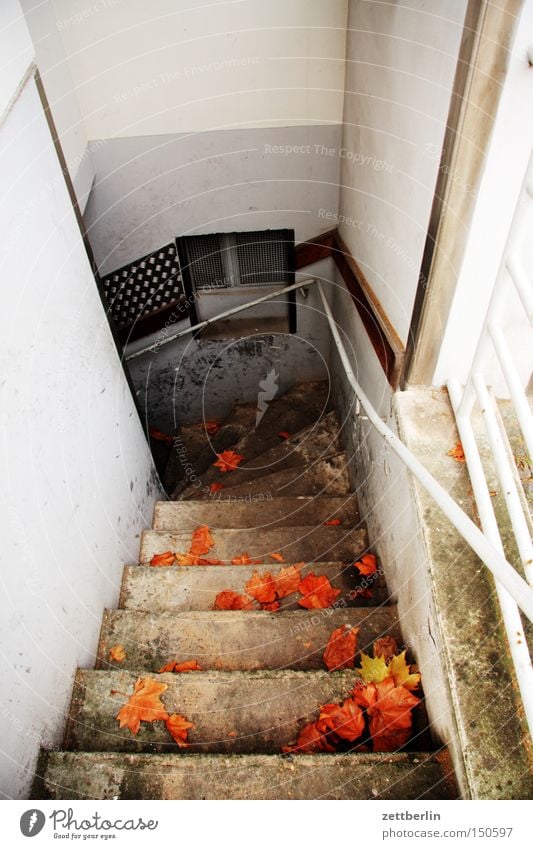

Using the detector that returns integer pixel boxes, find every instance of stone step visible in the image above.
[180,410,341,497]
[168,404,258,496]
[64,669,359,754]
[154,495,360,531]
[39,751,457,800]
[209,453,351,499]
[120,563,387,613]
[96,607,400,672]
[139,526,368,565]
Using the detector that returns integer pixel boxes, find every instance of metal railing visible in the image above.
[447,150,533,736]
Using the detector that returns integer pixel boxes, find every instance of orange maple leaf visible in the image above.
[448,441,465,463]
[270,552,285,563]
[273,564,302,599]
[213,590,256,610]
[109,644,126,663]
[158,659,203,674]
[261,600,280,611]
[297,572,341,609]
[189,525,214,556]
[209,482,225,493]
[353,676,419,752]
[213,450,245,472]
[323,518,342,526]
[323,624,359,671]
[246,570,277,604]
[115,677,169,735]
[278,431,290,440]
[373,636,398,661]
[317,698,365,742]
[149,427,174,445]
[165,713,194,747]
[150,551,176,567]
[231,552,260,565]
[354,553,377,576]
[282,721,335,754]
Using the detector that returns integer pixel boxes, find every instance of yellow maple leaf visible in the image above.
[388,650,421,691]
[356,652,390,683]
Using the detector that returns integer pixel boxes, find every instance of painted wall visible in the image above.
[51,0,348,138]
[84,124,343,275]
[20,0,94,210]
[433,1,533,391]
[0,65,162,797]
[338,0,467,344]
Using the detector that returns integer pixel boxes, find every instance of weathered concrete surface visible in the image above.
[64,669,359,753]
[192,453,351,500]
[120,563,387,612]
[395,387,533,799]
[38,751,457,800]
[139,526,368,565]
[153,495,360,531]
[96,608,400,672]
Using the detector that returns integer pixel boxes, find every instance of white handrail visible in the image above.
[125,277,316,361]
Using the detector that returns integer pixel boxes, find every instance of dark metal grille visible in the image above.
[235,231,290,284]
[101,242,184,328]
[178,235,228,290]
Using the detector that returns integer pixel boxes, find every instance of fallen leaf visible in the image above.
[174,552,198,566]
[246,570,277,604]
[323,624,359,671]
[261,600,280,612]
[278,431,290,440]
[231,552,260,565]
[317,698,365,742]
[323,518,342,526]
[109,645,126,663]
[213,590,256,610]
[373,636,398,662]
[270,552,285,563]
[204,420,221,434]
[448,441,465,463]
[209,482,225,493]
[158,659,203,674]
[303,641,313,649]
[353,674,420,752]
[150,551,176,567]
[282,721,335,754]
[353,587,373,599]
[297,572,341,609]
[165,713,194,747]
[354,553,377,576]
[356,652,390,684]
[388,650,421,691]
[116,677,169,735]
[189,525,214,556]
[273,564,302,598]
[149,427,174,445]
[213,450,245,472]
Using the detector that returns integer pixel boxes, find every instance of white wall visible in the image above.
[338,0,466,344]
[0,0,33,116]
[0,58,162,797]
[19,0,94,210]
[51,0,348,138]
[433,1,533,391]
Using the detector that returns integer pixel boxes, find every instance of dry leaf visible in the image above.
[270,552,285,563]
[109,645,126,663]
[448,441,465,463]
[158,659,203,674]
[149,427,174,445]
[213,450,245,472]
[323,625,359,671]
[209,482,225,493]
[273,564,302,598]
[189,525,214,556]
[231,553,260,565]
[373,636,398,662]
[317,698,365,742]
[116,677,169,735]
[150,551,176,567]
[323,518,341,526]
[388,650,421,691]
[354,553,377,576]
[297,572,341,609]
[165,713,194,747]
[356,652,390,684]
[278,431,290,440]
[213,590,255,610]
[246,570,277,604]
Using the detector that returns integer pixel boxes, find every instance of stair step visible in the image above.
[168,404,257,496]
[65,669,359,754]
[96,607,400,672]
[139,526,368,565]
[120,563,387,612]
[180,410,340,496]
[154,495,359,531]
[40,751,457,800]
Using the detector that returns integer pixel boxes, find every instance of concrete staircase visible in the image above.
[37,381,457,799]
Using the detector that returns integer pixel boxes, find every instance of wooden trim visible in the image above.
[296,228,404,387]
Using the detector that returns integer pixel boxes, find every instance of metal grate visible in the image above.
[177,229,293,291]
[101,242,184,328]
